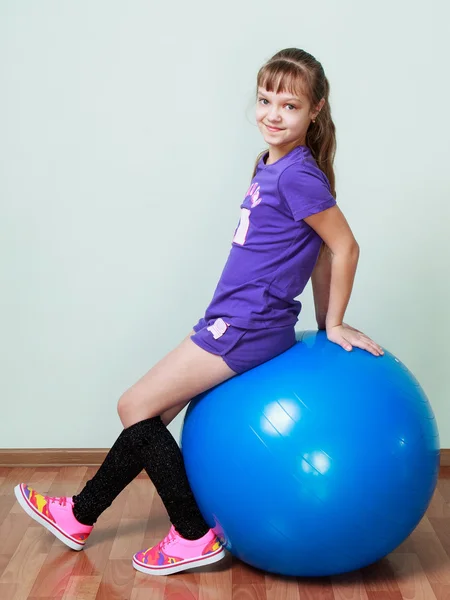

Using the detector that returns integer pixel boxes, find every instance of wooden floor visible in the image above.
[0,466,449,600]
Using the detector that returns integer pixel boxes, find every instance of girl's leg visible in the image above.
[70,330,195,527]
[71,332,236,538]
[160,399,190,427]
[116,331,235,427]
[142,329,194,427]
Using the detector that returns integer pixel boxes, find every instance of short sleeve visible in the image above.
[278,163,336,221]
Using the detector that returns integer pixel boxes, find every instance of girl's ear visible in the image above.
[313,97,326,119]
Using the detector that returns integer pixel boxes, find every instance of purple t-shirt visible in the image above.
[202,145,337,329]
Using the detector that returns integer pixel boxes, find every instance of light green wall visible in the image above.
[1,1,449,449]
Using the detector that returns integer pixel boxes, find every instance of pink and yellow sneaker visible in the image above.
[14,483,93,551]
[132,525,226,576]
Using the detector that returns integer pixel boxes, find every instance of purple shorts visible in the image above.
[190,317,296,374]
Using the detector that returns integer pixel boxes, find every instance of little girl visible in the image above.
[15,47,384,576]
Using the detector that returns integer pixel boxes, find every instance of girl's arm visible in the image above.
[304,206,359,331]
[311,243,332,330]
[304,205,383,356]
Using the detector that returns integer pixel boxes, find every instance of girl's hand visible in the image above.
[326,323,384,356]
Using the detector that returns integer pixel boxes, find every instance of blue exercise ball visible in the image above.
[181,330,439,577]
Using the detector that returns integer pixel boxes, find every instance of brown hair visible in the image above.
[251,48,337,199]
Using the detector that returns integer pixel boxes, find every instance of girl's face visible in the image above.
[256,86,320,151]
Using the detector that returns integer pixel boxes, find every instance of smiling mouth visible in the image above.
[265,124,283,131]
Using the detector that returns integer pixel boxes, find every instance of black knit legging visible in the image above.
[72,416,209,540]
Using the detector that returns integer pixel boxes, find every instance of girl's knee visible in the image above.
[117,389,161,428]
[117,390,137,426]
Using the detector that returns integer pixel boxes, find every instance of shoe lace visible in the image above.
[45,496,68,507]
[158,528,177,551]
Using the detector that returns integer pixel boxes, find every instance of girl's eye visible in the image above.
[258,98,297,110]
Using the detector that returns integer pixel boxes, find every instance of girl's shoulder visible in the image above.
[279,154,332,193]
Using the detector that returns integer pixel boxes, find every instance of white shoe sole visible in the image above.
[14,484,85,551]
[132,546,226,576]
